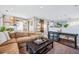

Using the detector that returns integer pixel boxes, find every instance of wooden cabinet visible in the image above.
[37,19,44,33]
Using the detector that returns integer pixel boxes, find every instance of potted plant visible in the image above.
[56,22,69,32]
[64,23,69,28]
[56,22,62,32]
[6,28,14,32]
[0,25,6,32]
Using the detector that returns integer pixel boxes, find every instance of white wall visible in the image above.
[0,14,3,26]
[0,17,3,26]
[49,18,79,47]
[65,19,79,47]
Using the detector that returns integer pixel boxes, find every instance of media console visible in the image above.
[48,31,78,49]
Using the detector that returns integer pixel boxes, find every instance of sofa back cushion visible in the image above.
[15,32,28,38]
[9,32,42,38]
[15,32,42,37]
[34,32,41,35]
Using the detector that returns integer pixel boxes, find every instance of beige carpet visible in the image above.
[19,42,79,54]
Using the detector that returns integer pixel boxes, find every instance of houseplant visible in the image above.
[0,25,6,32]
[0,26,14,32]
[6,28,14,32]
[64,23,69,28]
[56,21,69,32]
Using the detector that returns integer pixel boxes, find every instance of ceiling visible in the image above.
[0,5,79,19]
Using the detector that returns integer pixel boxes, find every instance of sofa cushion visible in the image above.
[15,32,28,38]
[16,37,34,43]
[0,43,19,54]
[30,35,41,39]
[15,32,42,38]
[0,38,17,46]
[34,32,42,35]
[16,35,42,43]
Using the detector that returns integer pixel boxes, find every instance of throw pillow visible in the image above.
[4,32,11,40]
[0,32,8,45]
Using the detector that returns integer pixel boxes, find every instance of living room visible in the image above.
[0,5,79,54]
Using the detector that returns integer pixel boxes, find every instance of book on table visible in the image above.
[33,39,47,45]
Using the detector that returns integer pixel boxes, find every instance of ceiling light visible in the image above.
[40,6,43,8]
[11,8,13,10]
[10,16,14,19]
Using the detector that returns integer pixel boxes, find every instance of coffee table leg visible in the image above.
[52,42,53,48]
[26,45,28,51]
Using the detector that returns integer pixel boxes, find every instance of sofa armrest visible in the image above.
[9,32,16,38]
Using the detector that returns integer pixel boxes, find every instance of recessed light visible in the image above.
[40,6,43,8]
[11,8,13,10]
[5,9,9,12]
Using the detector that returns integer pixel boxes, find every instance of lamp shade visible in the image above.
[10,16,15,25]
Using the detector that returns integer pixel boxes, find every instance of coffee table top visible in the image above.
[27,40,53,54]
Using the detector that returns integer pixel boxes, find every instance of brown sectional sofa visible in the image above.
[0,32,47,54]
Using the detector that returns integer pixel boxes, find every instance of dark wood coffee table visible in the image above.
[27,40,53,54]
